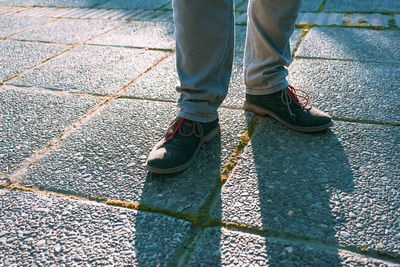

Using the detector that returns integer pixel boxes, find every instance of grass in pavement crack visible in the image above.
[317,0,328,12]
[197,115,264,218]
[218,221,399,263]
[332,116,400,126]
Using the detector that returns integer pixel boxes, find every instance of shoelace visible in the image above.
[164,117,205,146]
[281,86,310,118]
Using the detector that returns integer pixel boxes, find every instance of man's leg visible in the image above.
[175,0,235,123]
[243,0,333,132]
[146,0,234,174]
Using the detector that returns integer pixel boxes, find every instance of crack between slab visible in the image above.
[2,8,398,30]
[2,182,399,265]
[157,1,172,11]
[0,43,75,88]
[215,222,400,264]
[235,0,247,11]
[0,19,128,87]
[2,38,175,52]
[197,116,265,217]
[317,0,328,12]
[2,84,108,99]
[0,18,58,40]
[294,55,400,65]
[85,43,175,52]
[332,116,400,126]
[7,52,173,185]
[291,26,312,58]
[295,24,399,30]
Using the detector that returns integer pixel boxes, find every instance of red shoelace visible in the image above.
[164,117,205,145]
[285,86,310,108]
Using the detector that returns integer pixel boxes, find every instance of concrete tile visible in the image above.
[323,0,400,12]
[123,54,178,100]
[0,40,68,83]
[0,17,54,39]
[297,28,400,63]
[300,0,324,11]
[88,21,175,49]
[8,45,166,94]
[0,189,191,266]
[20,99,249,213]
[288,59,400,123]
[211,120,400,255]
[237,0,322,12]
[0,0,103,8]
[10,18,122,44]
[188,228,397,266]
[96,0,170,10]
[236,0,248,11]
[0,86,99,174]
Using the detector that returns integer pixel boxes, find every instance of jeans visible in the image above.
[173,0,302,122]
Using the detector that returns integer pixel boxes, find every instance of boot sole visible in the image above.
[145,125,221,175]
[243,101,333,133]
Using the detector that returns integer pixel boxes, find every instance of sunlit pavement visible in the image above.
[0,0,399,266]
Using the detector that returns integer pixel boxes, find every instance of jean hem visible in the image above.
[178,110,219,123]
[245,80,289,95]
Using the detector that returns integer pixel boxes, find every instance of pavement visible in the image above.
[0,0,399,266]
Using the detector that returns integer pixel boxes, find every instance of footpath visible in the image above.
[0,0,399,266]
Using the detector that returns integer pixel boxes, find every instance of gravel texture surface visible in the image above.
[297,28,400,63]
[0,16,54,39]
[0,40,68,83]
[10,18,123,44]
[21,99,249,213]
[0,86,99,174]
[323,0,400,12]
[288,59,400,123]
[237,0,324,12]
[0,0,103,7]
[211,119,400,255]
[96,0,170,10]
[8,45,166,94]
[0,189,191,266]
[188,227,398,266]
[89,21,175,49]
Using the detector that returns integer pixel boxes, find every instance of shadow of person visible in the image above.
[134,135,222,266]
[197,116,355,266]
[249,118,355,264]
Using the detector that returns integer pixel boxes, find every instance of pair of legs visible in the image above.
[175,0,300,123]
[146,0,333,174]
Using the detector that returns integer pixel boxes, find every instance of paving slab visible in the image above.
[20,99,249,213]
[10,18,122,44]
[123,54,178,100]
[211,119,400,255]
[0,0,103,8]
[88,20,175,49]
[323,0,400,12]
[8,45,166,94]
[96,0,170,10]
[288,58,400,123]
[0,86,99,174]
[0,40,68,83]
[237,0,323,12]
[0,189,191,266]
[188,228,397,266]
[0,16,54,39]
[296,28,400,63]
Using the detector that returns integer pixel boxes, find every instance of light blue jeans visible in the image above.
[173,0,302,122]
